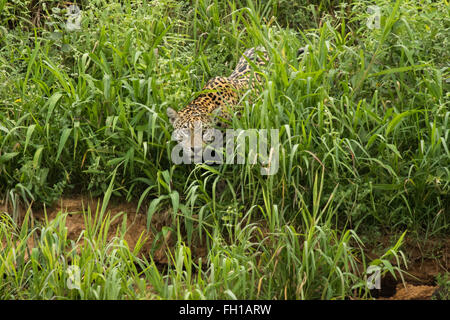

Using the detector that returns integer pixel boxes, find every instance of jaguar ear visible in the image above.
[166,107,178,125]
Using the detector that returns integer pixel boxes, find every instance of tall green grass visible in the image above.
[0,176,406,299]
[0,0,448,299]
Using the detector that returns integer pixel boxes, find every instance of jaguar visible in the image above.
[166,46,269,151]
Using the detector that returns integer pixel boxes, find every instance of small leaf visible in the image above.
[56,127,72,161]
[0,152,19,163]
[33,146,44,169]
[45,92,63,124]
[24,124,36,154]
[385,110,420,137]
[146,195,168,231]
[170,191,180,216]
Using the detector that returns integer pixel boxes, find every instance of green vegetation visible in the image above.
[0,0,448,299]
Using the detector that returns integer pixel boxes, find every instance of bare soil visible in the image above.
[32,196,176,264]
[378,283,437,300]
[365,234,448,300]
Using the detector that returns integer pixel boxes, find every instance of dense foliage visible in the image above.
[0,0,448,299]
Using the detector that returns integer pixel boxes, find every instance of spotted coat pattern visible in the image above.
[166,47,269,134]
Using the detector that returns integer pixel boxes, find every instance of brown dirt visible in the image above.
[378,283,437,300]
[0,195,176,264]
[365,235,448,300]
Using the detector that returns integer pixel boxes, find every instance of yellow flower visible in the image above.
[14,98,22,103]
